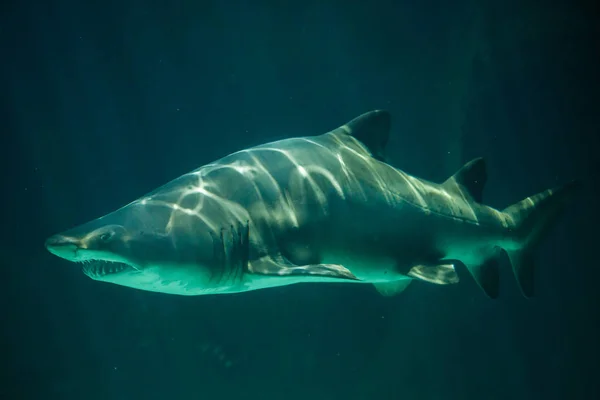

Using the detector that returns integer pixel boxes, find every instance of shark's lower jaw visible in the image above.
[79,260,133,279]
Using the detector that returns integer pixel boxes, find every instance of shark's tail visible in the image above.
[500,181,580,297]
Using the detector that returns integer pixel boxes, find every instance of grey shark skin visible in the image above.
[45,110,578,298]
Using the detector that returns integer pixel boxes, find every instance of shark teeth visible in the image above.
[79,260,130,277]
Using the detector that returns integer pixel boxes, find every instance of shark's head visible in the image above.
[46,224,145,278]
[45,200,220,295]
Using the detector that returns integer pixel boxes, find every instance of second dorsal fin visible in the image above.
[443,157,487,203]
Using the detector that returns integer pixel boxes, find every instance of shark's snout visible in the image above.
[45,234,79,260]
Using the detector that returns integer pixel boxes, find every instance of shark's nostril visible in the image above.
[45,235,79,259]
[45,235,70,248]
[45,236,60,248]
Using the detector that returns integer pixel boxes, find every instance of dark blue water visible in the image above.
[2,0,598,399]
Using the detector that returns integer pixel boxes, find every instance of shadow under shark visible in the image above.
[45,110,578,298]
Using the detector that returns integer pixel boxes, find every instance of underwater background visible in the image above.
[2,0,598,399]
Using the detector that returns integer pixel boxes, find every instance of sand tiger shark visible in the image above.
[45,110,577,298]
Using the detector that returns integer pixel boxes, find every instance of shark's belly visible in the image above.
[274,189,448,281]
[319,251,399,282]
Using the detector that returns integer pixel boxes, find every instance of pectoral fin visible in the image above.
[408,263,459,285]
[249,257,359,281]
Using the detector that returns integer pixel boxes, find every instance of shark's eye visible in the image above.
[99,232,113,242]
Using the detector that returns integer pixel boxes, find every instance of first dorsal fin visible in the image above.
[336,110,391,161]
[443,157,487,203]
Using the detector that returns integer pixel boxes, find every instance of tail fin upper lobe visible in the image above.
[501,180,580,297]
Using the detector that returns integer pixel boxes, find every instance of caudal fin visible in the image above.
[501,181,580,297]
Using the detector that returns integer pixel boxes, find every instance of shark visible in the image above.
[45,110,577,298]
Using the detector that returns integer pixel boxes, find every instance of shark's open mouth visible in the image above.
[79,260,133,278]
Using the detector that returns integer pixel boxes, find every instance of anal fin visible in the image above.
[505,249,535,297]
[463,259,500,299]
[407,263,459,285]
[373,280,412,297]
